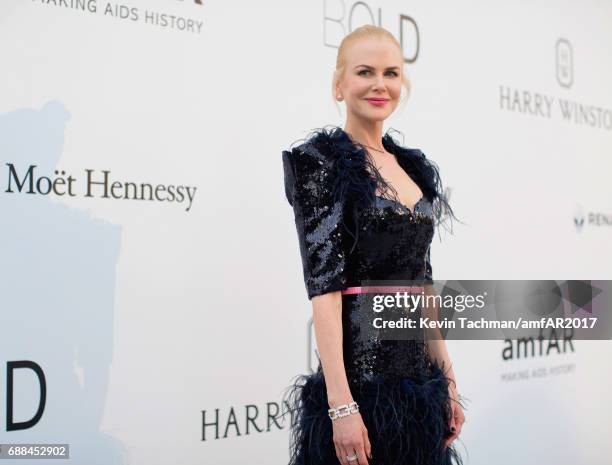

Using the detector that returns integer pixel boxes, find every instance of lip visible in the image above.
[365,98,389,106]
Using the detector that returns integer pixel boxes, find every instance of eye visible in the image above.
[358,69,398,77]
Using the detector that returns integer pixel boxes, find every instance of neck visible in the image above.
[343,118,385,151]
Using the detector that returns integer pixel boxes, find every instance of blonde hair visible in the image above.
[332,25,411,115]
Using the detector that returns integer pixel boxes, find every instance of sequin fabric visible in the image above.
[342,194,436,386]
[282,127,437,387]
[282,142,349,298]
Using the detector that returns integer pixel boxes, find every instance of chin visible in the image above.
[364,111,393,122]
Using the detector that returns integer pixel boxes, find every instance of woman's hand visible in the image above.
[332,411,372,465]
[443,385,465,449]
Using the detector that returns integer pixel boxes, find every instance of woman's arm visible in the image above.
[423,284,458,390]
[312,292,353,406]
[422,283,466,447]
[282,143,372,462]
[313,291,373,464]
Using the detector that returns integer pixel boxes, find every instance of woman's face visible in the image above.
[336,37,403,123]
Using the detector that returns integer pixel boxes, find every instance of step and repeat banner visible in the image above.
[1,1,611,464]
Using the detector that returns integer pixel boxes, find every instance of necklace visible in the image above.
[342,128,387,154]
[360,143,386,154]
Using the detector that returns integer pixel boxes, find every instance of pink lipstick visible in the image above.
[366,98,389,107]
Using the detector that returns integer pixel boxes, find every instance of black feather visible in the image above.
[284,125,460,254]
[280,360,469,465]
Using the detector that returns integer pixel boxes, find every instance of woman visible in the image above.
[281,25,467,465]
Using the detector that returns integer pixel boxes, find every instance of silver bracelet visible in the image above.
[328,401,359,421]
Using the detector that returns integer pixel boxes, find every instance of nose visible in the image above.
[372,72,386,91]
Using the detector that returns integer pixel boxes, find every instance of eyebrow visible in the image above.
[354,64,400,70]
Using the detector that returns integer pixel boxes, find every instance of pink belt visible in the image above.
[341,285,424,295]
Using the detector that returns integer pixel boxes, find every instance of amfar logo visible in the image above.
[323,1,420,64]
[555,38,573,88]
[500,326,576,382]
[502,327,575,361]
[573,204,612,231]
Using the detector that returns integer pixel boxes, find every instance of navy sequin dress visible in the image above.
[281,126,466,465]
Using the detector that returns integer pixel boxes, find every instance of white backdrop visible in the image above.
[1,1,611,464]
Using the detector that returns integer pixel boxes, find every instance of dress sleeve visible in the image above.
[282,143,348,300]
[423,245,434,285]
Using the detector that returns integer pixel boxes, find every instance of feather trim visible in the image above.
[280,360,468,465]
[285,125,457,253]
